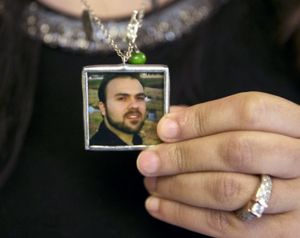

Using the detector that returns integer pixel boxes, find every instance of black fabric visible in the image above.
[90,122,143,146]
[0,0,300,237]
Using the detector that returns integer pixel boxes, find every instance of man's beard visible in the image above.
[106,109,145,134]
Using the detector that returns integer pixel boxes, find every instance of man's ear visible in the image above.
[99,102,106,116]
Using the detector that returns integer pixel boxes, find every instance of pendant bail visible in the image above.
[122,56,126,65]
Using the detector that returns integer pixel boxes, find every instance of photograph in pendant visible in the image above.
[83,68,169,150]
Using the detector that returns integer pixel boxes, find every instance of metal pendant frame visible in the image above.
[82,64,170,151]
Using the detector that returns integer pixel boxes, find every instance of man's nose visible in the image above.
[128,97,140,108]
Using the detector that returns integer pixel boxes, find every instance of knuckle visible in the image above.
[211,174,243,205]
[167,143,191,172]
[238,92,269,129]
[206,210,232,236]
[224,133,254,172]
[171,201,188,226]
[159,175,182,197]
[188,104,208,136]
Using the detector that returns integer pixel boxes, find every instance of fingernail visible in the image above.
[137,151,160,176]
[160,118,179,139]
[144,177,157,192]
[145,197,160,213]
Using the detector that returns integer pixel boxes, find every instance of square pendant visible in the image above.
[82,64,170,151]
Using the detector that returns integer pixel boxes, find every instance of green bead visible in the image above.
[128,52,147,64]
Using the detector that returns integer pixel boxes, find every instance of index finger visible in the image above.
[137,131,300,178]
[158,92,300,142]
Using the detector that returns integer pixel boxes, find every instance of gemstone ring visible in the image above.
[236,175,273,221]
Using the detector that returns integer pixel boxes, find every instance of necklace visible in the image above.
[81,0,170,151]
[80,0,146,64]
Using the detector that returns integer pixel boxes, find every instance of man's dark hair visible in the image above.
[98,73,144,103]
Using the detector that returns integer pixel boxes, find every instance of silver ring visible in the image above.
[236,175,273,221]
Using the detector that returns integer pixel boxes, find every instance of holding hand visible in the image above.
[137,92,300,238]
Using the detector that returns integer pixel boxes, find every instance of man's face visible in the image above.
[100,76,147,134]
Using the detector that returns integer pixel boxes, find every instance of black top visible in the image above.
[90,122,143,146]
[0,0,300,237]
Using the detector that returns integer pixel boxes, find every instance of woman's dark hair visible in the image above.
[0,0,41,188]
[276,0,300,73]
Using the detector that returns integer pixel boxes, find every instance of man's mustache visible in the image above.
[124,109,143,118]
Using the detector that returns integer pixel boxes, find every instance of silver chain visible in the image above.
[80,0,146,63]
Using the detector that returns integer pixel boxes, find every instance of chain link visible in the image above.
[80,0,145,63]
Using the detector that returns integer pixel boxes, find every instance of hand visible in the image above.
[137,92,300,237]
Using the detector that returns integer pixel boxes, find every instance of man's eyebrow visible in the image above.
[114,93,130,97]
[114,93,145,97]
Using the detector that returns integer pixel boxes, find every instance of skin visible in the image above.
[137,92,300,237]
[99,77,146,145]
[37,0,174,18]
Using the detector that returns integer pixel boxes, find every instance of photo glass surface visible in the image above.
[82,64,169,151]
